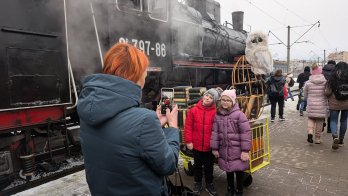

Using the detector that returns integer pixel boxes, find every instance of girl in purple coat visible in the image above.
[210,90,251,196]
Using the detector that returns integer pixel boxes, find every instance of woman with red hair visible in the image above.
[77,43,179,195]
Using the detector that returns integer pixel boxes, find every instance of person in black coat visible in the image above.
[322,60,336,133]
[266,69,286,122]
[297,66,311,89]
[297,66,311,112]
[323,60,336,80]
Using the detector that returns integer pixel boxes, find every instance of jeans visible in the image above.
[330,110,348,139]
[300,99,307,110]
[287,88,294,101]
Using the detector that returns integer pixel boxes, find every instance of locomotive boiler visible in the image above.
[0,0,247,193]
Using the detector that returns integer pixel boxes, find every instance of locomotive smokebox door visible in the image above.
[0,0,70,110]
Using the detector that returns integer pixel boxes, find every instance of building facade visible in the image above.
[328,51,348,63]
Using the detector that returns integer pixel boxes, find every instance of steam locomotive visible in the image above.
[0,0,247,192]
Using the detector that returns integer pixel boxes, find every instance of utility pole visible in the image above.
[269,21,320,75]
[287,26,290,73]
[323,49,326,64]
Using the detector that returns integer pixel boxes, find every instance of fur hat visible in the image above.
[203,88,219,103]
[221,89,237,105]
[311,64,322,75]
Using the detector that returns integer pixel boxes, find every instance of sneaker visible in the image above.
[279,116,285,121]
[332,137,339,150]
[338,139,344,147]
[300,110,303,116]
[307,134,313,143]
[193,182,202,195]
[205,183,217,196]
[270,117,275,122]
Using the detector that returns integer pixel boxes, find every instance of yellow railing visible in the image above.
[245,117,270,173]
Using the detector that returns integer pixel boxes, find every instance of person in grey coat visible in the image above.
[77,43,180,196]
[211,89,251,196]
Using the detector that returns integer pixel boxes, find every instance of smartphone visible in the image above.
[160,88,174,115]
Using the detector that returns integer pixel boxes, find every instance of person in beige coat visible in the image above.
[304,64,329,144]
[325,61,348,150]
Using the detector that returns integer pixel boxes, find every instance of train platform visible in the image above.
[14,97,348,196]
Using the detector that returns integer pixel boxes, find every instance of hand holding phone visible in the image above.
[160,88,174,115]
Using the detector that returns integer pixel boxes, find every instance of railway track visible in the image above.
[0,159,84,195]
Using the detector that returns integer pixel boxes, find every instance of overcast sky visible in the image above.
[216,0,348,61]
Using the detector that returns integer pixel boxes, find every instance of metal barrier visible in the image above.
[246,117,270,173]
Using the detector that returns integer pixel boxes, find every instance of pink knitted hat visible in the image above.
[311,65,322,75]
[221,89,237,104]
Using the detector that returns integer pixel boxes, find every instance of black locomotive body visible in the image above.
[0,0,247,192]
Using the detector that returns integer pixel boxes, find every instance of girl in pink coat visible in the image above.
[304,64,329,144]
[210,89,251,196]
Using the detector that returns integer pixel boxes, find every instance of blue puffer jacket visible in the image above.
[77,74,180,196]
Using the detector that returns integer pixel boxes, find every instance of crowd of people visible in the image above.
[76,42,347,196]
[265,60,348,150]
[297,61,348,149]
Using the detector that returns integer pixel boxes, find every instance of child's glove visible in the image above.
[212,150,219,158]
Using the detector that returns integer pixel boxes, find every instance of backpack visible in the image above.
[268,82,284,97]
[288,77,295,87]
[334,84,348,100]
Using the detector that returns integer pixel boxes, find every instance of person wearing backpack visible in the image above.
[325,61,348,149]
[266,69,286,122]
[304,64,329,144]
[322,60,337,133]
[285,73,295,101]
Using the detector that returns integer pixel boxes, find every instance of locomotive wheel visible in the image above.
[243,173,253,187]
[183,160,194,176]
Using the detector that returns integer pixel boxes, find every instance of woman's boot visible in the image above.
[225,186,234,196]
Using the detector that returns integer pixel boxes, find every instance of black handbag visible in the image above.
[166,169,193,196]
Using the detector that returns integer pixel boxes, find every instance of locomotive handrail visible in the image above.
[66,59,78,110]
[64,0,78,110]
[90,1,104,68]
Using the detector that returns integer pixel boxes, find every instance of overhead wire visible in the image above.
[242,0,305,41]
[270,0,334,57]
[318,28,333,48]
[220,0,330,60]
[271,0,311,24]
[242,0,286,27]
